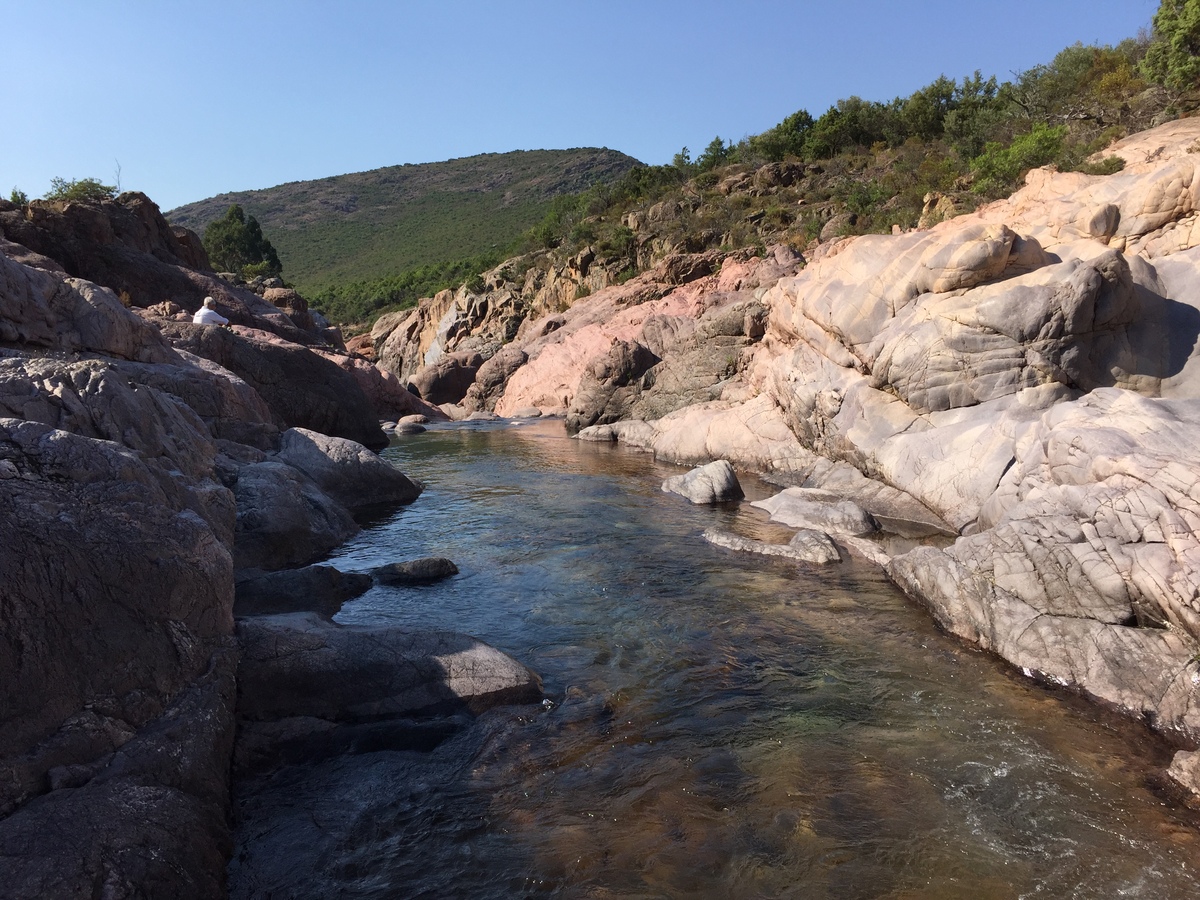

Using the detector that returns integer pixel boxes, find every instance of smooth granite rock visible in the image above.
[662,459,744,504]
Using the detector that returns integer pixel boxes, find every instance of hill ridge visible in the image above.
[167,148,640,291]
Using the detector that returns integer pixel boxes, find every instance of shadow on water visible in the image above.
[233,419,1200,898]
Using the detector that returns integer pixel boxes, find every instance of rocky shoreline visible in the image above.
[378,119,1200,793]
[0,195,539,895]
[6,116,1200,893]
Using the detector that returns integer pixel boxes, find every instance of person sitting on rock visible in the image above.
[193,296,230,327]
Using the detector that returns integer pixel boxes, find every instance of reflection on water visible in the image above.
[255,419,1198,898]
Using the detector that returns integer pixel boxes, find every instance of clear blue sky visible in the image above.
[2,0,1160,212]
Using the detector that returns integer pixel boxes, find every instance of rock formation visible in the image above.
[0,192,537,895]
[373,118,1200,788]
[662,459,744,504]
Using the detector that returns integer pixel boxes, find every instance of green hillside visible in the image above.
[166,148,640,294]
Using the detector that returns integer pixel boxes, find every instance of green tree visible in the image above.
[43,177,117,202]
[803,97,898,159]
[9,187,28,205]
[202,204,283,277]
[1141,0,1200,93]
[749,108,815,161]
[942,72,1006,159]
[696,136,733,172]
[899,75,958,141]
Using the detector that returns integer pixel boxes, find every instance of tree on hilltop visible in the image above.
[203,204,283,278]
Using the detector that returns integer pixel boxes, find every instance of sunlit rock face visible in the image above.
[446,118,1200,749]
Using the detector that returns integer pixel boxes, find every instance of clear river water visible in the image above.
[246,419,1200,898]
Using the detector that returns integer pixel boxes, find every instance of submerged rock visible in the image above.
[753,487,879,536]
[234,565,373,618]
[372,557,460,585]
[703,527,840,564]
[236,612,542,723]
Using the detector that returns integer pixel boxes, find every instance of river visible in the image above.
[231,419,1200,899]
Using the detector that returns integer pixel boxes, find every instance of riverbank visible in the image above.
[376,118,1200,798]
[0,196,541,896]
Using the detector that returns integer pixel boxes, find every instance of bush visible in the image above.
[971,123,1068,197]
[9,187,28,205]
[42,177,117,202]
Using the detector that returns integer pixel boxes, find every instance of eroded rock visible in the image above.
[703,527,840,564]
[662,459,744,504]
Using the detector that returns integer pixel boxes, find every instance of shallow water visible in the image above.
[246,419,1200,898]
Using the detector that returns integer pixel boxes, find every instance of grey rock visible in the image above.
[275,427,421,510]
[703,527,840,564]
[462,345,528,413]
[753,487,879,536]
[372,557,459,585]
[566,340,660,432]
[235,565,372,617]
[160,321,388,451]
[662,459,744,504]
[236,612,543,723]
[232,459,359,571]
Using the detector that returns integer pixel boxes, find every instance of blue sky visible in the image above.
[3,0,1160,212]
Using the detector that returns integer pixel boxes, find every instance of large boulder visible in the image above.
[160,322,388,450]
[274,427,421,510]
[461,345,529,413]
[661,459,744,504]
[565,339,660,432]
[231,459,360,572]
[407,350,484,405]
[314,346,447,421]
[0,419,237,895]
[236,613,543,723]
[0,248,178,363]
[753,488,879,536]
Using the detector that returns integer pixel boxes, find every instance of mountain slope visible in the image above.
[166,148,640,292]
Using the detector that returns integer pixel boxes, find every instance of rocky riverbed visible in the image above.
[382,118,1200,794]
[6,116,1200,894]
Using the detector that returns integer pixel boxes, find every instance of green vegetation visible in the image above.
[169,4,1191,330]
[1141,0,1200,94]
[167,148,638,303]
[9,188,28,205]
[509,22,1173,266]
[309,252,506,324]
[43,177,117,202]
[202,205,283,278]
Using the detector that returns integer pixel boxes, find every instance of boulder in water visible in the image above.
[372,557,460,585]
[662,459,744,504]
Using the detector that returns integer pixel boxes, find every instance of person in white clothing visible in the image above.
[193,296,230,327]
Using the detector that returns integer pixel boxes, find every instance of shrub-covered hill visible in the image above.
[166,148,639,293]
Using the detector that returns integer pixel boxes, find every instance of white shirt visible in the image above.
[193,306,229,326]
